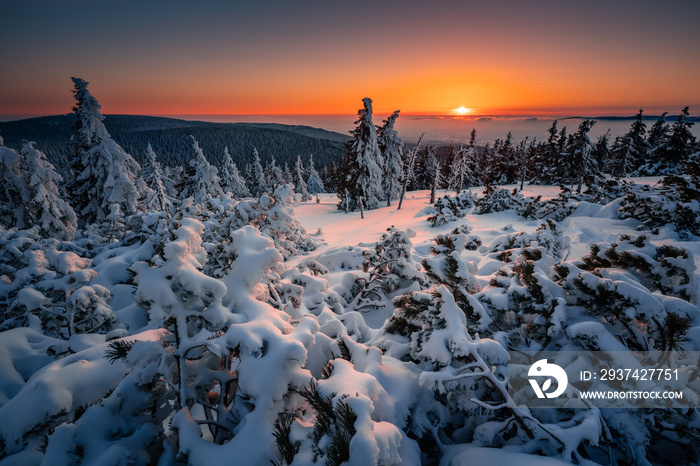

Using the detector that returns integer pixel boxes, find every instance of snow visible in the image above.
[2,178,700,464]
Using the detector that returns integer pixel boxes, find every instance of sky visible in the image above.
[1,0,700,117]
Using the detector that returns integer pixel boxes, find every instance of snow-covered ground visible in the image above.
[295,186,700,278]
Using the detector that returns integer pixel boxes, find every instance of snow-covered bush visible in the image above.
[221,185,316,260]
[350,226,425,312]
[422,228,488,332]
[556,234,698,351]
[618,166,700,239]
[426,191,476,227]
[476,221,570,347]
[472,185,525,214]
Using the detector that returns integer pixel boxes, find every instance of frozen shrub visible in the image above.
[472,186,525,215]
[427,191,476,227]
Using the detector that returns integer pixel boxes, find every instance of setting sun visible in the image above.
[454,106,472,115]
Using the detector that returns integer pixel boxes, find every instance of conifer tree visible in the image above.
[647,112,670,149]
[67,77,142,224]
[178,136,223,204]
[246,148,268,197]
[610,135,634,178]
[620,109,649,174]
[427,149,441,204]
[377,110,404,206]
[448,144,467,194]
[592,130,611,174]
[219,147,238,192]
[293,155,311,201]
[282,162,293,185]
[266,157,286,190]
[570,119,596,193]
[142,143,173,212]
[228,163,250,199]
[337,98,384,211]
[397,134,423,210]
[20,141,78,239]
[0,137,27,229]
[217,147,249,199]
[306,154,325,194]
[663,106,696,169]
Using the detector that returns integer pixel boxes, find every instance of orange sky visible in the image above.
[1,1,699,117]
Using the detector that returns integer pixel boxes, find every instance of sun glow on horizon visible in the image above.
[453,106,472,115]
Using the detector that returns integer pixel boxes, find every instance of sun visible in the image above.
[453,106,472,115]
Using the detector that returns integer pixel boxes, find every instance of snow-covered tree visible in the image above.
[337,98,384,212]
[415,144,439,202]
[0,139,29,229]
[377,110,403,206]
[246,148,268,197]
[266,157,286,190]
[659,106,696,172]
[219,147,238,193]
[282,162,293,185]
[351,226,425,312]
[220,147,250,199]
[141,143,173,212]
[293,154,311,201]
[570,119,597,193]
[306,154,325,195]
[67,77,142,224]
[397,134,423,210]
[178,136,223,204]
[422,228,488,332]
[610,132,639,179]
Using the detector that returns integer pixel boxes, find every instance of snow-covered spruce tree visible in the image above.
[283,162,293,185]
[396,134,423,210]
[336,98,384,212]
[306,154,325,195]
[267,157,286,191]
[377,110,404,206]
[349,226,425,312]
[636,113,670,175]
[609,135,633,178]
[67,77,142,224]
[448,142,480,195]
[570,119,597,193]
[141,143,173,213]
[428,148,441,204]
[593,129,612,175]
[17,142,77,240]
[653,106,697,174]
[178,136,223,204]
[0,138,30,231]
[220,146,251,198]
[246,148,269,197]
[293,154,312,201]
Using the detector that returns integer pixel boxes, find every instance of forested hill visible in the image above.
[0,114,349,172]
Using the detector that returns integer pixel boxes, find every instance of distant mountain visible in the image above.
[561,115,700,122]
[0,114,349,173]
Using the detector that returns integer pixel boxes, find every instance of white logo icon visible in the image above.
[528,359,568,398]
